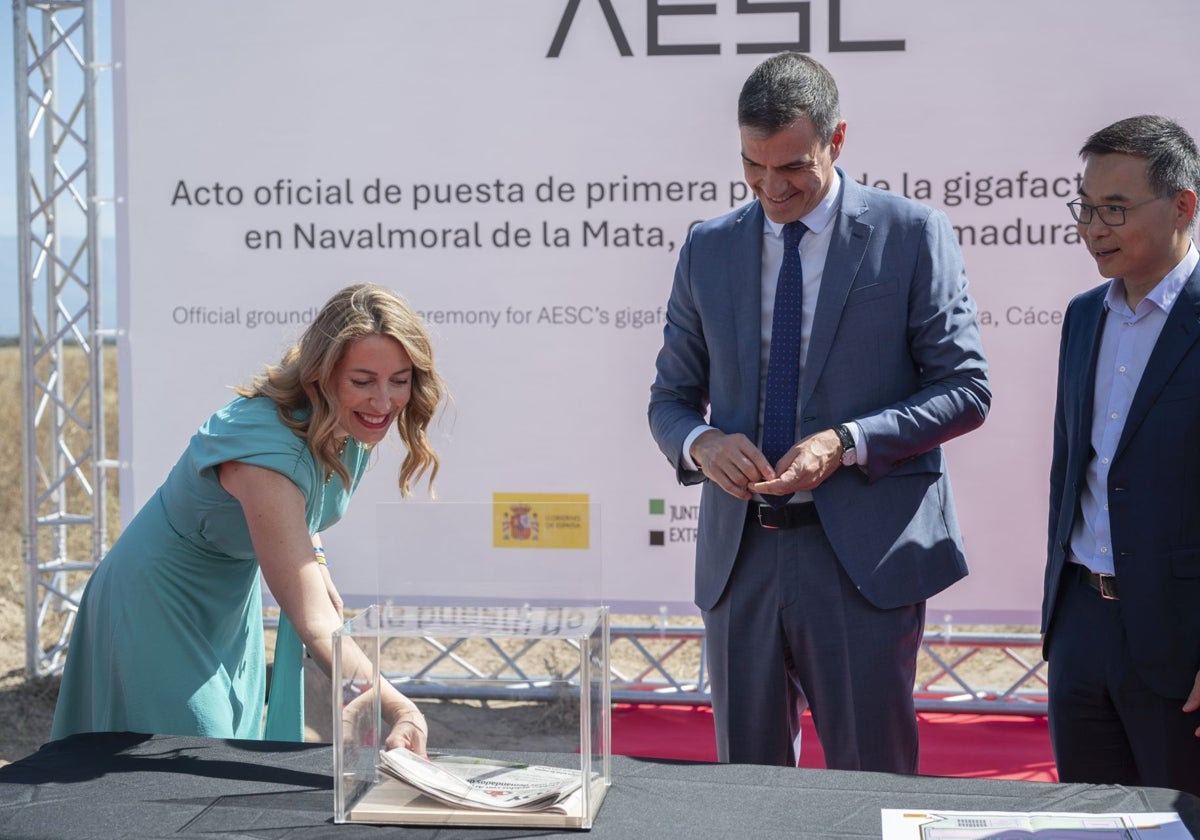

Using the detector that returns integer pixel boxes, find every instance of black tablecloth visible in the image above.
[1,733,1197,839]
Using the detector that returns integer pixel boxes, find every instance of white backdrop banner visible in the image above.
[113,0,1200,621]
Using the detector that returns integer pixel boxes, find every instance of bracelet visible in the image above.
[313,546,328,566]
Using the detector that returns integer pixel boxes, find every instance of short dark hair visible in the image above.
[1081,115,1200,229]
[737,52,840,143]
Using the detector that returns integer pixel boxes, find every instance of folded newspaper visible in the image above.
[376,747,584,812]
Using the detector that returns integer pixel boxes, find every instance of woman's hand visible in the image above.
[341,685,429,755]
[384,708,428,754]
[383,695,428,754]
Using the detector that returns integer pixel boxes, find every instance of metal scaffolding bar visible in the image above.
[379,623,1048,716]
[15,0,108,677]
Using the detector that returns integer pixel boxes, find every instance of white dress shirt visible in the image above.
[682,170,866,498]
[1069,243,1199,575]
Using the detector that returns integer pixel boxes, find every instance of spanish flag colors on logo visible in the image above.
[493,493,590,550]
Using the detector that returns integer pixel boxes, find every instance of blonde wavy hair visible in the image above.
[235,283,442,496]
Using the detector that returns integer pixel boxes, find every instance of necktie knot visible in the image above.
[783,220,808,251]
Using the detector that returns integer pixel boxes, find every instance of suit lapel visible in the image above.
[1068,289,1106,464]
[802,174,869,402]
[731,203,765,432]
[1115,268,1200,459]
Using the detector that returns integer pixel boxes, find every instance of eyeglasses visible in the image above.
[1066,196,1163,226]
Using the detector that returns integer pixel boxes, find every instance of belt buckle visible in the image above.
[756,505,780,530]
[1097,573,1118,600]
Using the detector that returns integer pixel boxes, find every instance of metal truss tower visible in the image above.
[13,0,109,677]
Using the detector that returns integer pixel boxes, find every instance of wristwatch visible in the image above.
[834,423,857,467]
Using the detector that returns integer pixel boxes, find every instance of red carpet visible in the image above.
[611,704,1058,782]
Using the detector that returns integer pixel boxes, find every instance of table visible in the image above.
[1,733,1196,839]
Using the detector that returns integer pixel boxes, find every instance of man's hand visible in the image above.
[750,429,843,496]
[690,429,775,500]
[1183,668,1200,737]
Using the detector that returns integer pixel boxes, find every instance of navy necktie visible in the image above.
[760,220,807,507]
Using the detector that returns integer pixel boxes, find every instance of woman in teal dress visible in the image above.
[52,284,441,751]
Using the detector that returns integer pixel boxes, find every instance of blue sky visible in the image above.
[2,5,115,335]
[1,11,18,333]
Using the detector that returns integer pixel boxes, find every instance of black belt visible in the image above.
[751,502,820,530]
[1074,562,1119,600]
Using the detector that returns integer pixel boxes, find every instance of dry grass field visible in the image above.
[0,344,1042,766]
[0,343,120,763]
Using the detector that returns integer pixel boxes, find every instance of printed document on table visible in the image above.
[881,809,1193,839]
[377,747,583,812]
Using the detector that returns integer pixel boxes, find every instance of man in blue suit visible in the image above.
[648,53,990,771]
[1043,115,1200,796]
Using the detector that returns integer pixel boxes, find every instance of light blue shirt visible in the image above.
[683,170,865,495]
[1070,244,1199,575]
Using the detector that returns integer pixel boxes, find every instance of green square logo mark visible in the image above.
[649,499,665,515]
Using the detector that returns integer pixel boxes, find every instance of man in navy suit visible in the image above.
[1043,115,1200,796]
[648,53,990,771]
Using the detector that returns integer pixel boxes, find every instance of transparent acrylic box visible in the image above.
[332,603,611,829]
